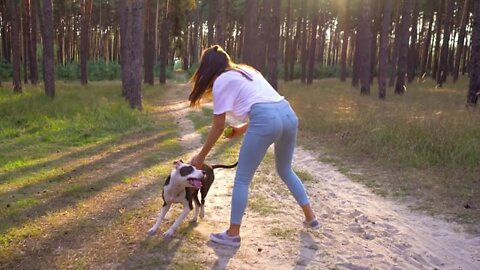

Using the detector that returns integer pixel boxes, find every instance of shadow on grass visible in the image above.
[0,135,191,268]
[119,222,199,269]
[0,130,149,185]
[0,130,177,237]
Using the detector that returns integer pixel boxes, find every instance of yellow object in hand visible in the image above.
[223,127,233,137]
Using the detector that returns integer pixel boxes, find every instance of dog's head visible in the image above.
[170,160,204,189]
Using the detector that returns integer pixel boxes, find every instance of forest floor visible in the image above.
[2,81,479,270]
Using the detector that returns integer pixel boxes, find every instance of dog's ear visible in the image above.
[173,160,184,168]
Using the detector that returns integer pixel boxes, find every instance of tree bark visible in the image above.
[159,0,170,84]
[437,0,454,87]
[306,0,319,85]
[120,0,145,109]
[378,0,394,99]
[80,0,93,85]
[42,0,55,98]
[394,0,415,95]
[453,0,470,82]
[432,0,444,80]
[407,0,419,83]
[22,0,31,84]
[119,0,129,96]
[265,0,281,89]
[420,8,434,78]
[215,0,225,47]
[340,2,349,82]
[467,0,480,106]
[300,0,307,83]
[358,0,372,95]
[144,0,156,85]
[242,0,258,67]
[207,0,216,46]
[29,0,38,84]
[10,0,22,93]
[284,0,291,82]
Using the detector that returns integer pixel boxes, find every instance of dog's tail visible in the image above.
[212,162,238,170]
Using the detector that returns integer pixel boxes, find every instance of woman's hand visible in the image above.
[224,123,248,139]
[190,154,205,170]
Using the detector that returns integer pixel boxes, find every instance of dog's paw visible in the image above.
[147,227,158,234]
[199,208,205,219]
[163,230,174,238]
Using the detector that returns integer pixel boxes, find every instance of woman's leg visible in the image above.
[274,110,317,223]
[227,132,272,235]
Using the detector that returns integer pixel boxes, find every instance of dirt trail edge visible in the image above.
[161,83,480,270]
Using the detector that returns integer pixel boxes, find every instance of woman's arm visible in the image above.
[190,113,226,168]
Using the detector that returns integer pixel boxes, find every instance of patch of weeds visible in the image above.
[170,260,203,270]
[294,169,314,183]
[248,195,278,216]
[269,227,296,240]
[336,166,350,175]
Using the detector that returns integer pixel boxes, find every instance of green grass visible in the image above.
[281,76,480,227]
[0,81,154,173]
[0,81,199,268]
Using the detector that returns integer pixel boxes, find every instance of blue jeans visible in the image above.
[230,100,310,224]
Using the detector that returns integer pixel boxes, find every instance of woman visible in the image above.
[189,45,319,247]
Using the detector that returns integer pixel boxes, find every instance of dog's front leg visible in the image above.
[163,206,191,238]
[148,204,171,234]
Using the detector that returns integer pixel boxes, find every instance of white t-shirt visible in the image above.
[212,67,284,121]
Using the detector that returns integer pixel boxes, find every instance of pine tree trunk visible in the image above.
[10,0,22,93]
[144,0,155,85]
[289,15,302,80]
[22,0,30,84]
[407,1,419,83]
[207,0,216,46]
[432,0,444,80]
[127,0,144,110]
[351,36,360,87]
[80,0,92,85]
[453,0,470,82]
[340,4,349,82]
[215,0,225,47]
[159,0,170,84]
[420,9,434,78]
[378,0,394,99]
[467,0,480,107]
[42,0,55,98]
[242,0,258,67]
[388,0,402,87]
[265,0,281,89]
[358,0,372,95]
[119,0,129,96]
[300,0,308,83]
[29,0,38,84]
[306,0,319,85]
[394,0,415,95]
[284,0,291,82]
[437,0,454,87]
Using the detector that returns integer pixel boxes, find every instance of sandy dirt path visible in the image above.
[161,83,480,270]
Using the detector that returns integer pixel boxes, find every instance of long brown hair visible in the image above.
[189,45,233,108]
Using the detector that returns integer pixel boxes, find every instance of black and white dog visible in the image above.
[148,160,237,237]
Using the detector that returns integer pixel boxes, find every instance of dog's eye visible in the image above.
[179,166,194,177]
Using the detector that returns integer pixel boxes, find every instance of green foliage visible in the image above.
[279,64,351,80]
[0,61,12,81]
[56,62,121,81]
